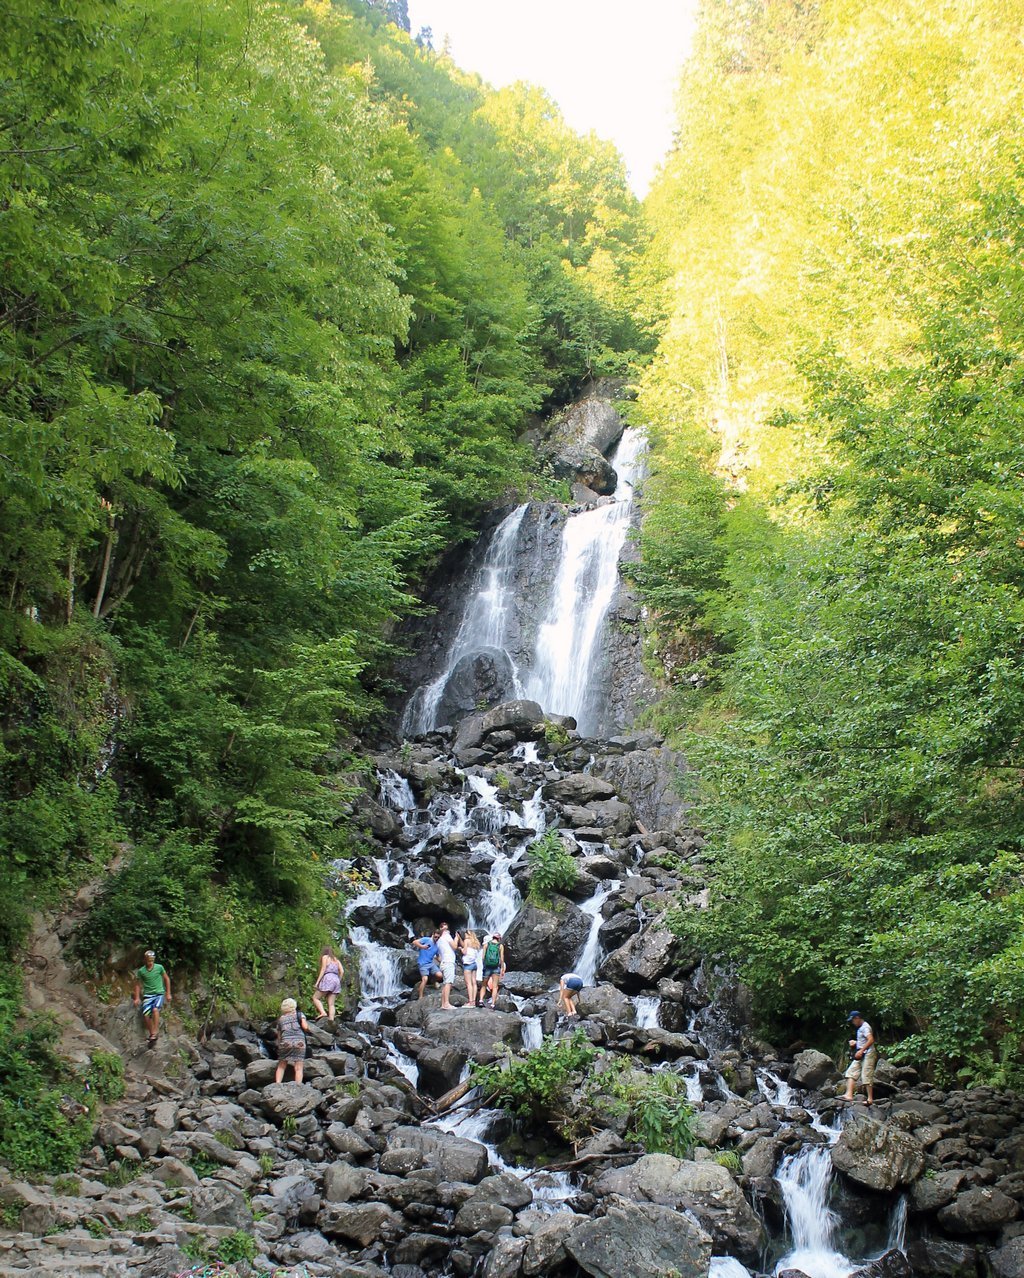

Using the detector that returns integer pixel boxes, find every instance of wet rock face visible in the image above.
[832,1117,926,1191]
[504,899,590,973]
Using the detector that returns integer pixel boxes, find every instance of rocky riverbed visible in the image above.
[3,704,1023,1278]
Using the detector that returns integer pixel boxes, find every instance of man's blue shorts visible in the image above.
[142,993,165,1015]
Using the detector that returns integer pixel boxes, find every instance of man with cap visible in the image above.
[133,951,172,1047]
[843,1010,877,1105]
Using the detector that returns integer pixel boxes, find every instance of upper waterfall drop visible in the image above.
[400,420,647,738]
[524,426,645,735]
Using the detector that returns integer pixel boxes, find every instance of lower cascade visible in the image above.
[8,702,1023,1278]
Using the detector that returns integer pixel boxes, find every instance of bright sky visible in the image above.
[404,0,699,197]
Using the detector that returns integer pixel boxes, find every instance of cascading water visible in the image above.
[775,1138,852,1278]
[524,428,646,734]
[634,995,662,1029]
[575,878,620,985]
[402,505,529,736]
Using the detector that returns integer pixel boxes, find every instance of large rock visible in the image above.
[454,699,544,759]
[577,984,635,1025]
[523,1212,585,1275]
[591,1153,764,1263]
[380,1125,490,1184]
[790,1049,839,1091]
[543,774,617,805]
[564,1196,712,1278]
[258,1082,321,1123]
[831,1118,924,1192]
[586,799,635,835]
[936,1186,1019,1234]
[190,1184,253,1228]
[592,746,687,832]
[319,1201,402,1248]
[504,899,590,972]
[395,1002,522,1062]
[398,878,469,925]
[990,1237,1024,1278]
[435,649,519,727]
[848,1252,914,1278]
[600,926,680,992]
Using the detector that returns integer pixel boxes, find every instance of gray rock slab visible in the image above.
[565,1196,712,1278]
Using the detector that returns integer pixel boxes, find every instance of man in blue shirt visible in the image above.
[413,930,441,1000]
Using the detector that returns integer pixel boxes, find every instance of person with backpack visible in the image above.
[273,998,309,1084]
[478,933,505,1008]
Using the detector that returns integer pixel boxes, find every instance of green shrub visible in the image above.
[217,1230,258,1264]
[72,832,230,974]
[188,1153,220,1180]
[52,1176,81,1197]
[88,1052,124,1103]
[101,1159,144,1188]
[473,1030,597,1124]
[0,965,94,1175]
[614,1071,697,1160]
[714,1150,743,1173]
[526,832,578,907]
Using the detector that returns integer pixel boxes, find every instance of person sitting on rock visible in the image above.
[478,933,505,1008]
[558,972,584,1017]
[460,930,481,1007]
[274,998,309,1085]
[312,944,344,1022]
[133,950,171,1048]
[413,930,441,1000]
[842,1010,877,1106]
[437,921,461,1011]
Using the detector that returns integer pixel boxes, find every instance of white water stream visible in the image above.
[524,428,645,733]
[575,878,620,985]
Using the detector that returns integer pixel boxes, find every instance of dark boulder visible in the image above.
[504,899,590,972]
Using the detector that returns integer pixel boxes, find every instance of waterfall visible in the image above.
[523,1016,544,1050]
[758,1069,796,1108]
[402,504,529,735]
[634,995,661,1028]
[524,428,645,734]
[575,879,620,985]
[775,1139,851,1278]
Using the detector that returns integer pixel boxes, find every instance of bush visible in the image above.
[526,832,578,907]
[0,965,95,1175]
[612,1070,697,1160]
[73,832,229,974]
[87,1051,124,1103]
[472,1030,597,1124]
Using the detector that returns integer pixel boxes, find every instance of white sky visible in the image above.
[404,0,699,196]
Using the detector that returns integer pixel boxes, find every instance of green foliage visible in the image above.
[87,1052,124,1104]
[258,1151,275,1177]
[84,1218,109,1239]
[101,1159,144,1188]
[472,1031,597,1124]
[187,1154,220,1181]
[52,1176,81,1197]
[0,0,646,982]
[612,1071,697,1160]
[526,832,579,906]
[217,1231,259,1265]
[124,1212,153,1232]
[641,0,1024,1071]
[0,965,95,1175]
[714,1150,743,1173]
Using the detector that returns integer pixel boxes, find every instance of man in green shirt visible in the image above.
[133,950,171,1047]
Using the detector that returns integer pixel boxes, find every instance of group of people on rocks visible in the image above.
[134,946,879,1102]
[413,923,506,1010]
